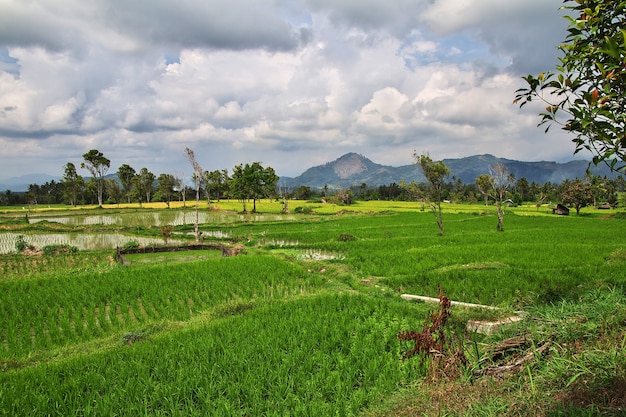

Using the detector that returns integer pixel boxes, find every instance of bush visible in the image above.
[15,235,28,253]
[338,233,356,242]
[294,206,314,214]
[122,240,140,250]
[42,245,79,256]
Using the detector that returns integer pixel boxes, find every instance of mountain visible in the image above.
[0,173,120,192]
[2,153,621,192]
[281,153,620,189]
[0,173,61,192]
[280,153,417,190]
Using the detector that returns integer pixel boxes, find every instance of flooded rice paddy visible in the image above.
[0,210,298,254]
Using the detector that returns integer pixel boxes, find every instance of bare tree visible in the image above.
[173,172,186,208]
[185,147,203,242]
[476,163,515,231]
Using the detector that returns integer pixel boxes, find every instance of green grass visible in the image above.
[122,249,224,264]
[0,203,625,416]
[0,294,431,416]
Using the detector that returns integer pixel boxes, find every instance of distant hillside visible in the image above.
[281,153,620,189]
[0,173,61,193]
[0,173,120,192]
[2,153,621,192]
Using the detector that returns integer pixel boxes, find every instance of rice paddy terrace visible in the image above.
[1,200,625,416]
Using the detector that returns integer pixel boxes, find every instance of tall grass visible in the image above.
[0,256,323,363]
[246,211,626,306]
[0,293,430,416]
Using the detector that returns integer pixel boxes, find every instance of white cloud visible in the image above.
[0,0,585,183]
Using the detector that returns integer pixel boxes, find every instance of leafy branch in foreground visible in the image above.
[514,0,626,172]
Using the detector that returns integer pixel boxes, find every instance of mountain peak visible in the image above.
[332,153,371,179]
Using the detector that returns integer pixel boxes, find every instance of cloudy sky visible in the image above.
[0,0,577,182]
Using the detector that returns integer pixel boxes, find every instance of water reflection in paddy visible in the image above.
[27,211,297,227]
[2,211,297,254]
[0,232,182,255]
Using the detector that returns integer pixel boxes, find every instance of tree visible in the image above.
[136,168,155,204]
[156,173,177,208]
[173,173,186,208]
[185,147,203,242]
[585,173,617,207]
[230,162,279,212]
[81,149,110,207]
[561,178,593,214]
[61,163,84,206]
[399,180,423,204]
[414,152,450,236]
[475,164,515,231]
[248,162,279,212]
[514,0,626,172]
[202,169,230,205]
[475,174,493,206]
[230,164,250,212]
[104,178,122,206]
[292,185,313,200]
[117,164,136,204]
[25,183,40,205]
[84,178,99,205]
[514,177,531,203]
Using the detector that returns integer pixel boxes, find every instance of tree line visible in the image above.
[2,149,623,218]
[0,149,279,212]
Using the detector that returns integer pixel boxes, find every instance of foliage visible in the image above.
[293,206,314,214]
[514,0,626,171]
[414,152,450,235]
[338,233,356,241]
[61,162,85,206]
[104,178,122,205]
[202,169,230,203]
[326,190,354,205]
[561,178,594,214]
[14,234,28,253]
[476,164,515,231]
[116,164,137,204]
[41,244,78,256]
[81,149,111,207]
[122,240,140,250]
[230,162,279,212]
[156,173,177,208]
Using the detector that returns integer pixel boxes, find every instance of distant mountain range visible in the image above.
[1,153,621,192]
[0,173,61,193]
[279,153,621,190]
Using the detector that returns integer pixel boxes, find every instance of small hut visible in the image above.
[552,204,570,216]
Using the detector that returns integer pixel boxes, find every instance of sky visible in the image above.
[0,0,579,182]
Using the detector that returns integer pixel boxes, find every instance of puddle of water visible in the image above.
[27,211,297,227]
[0,232,180,254]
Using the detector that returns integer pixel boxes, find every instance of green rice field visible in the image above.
[1,201,625,416]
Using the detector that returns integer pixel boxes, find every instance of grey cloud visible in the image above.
[419,0,568,75]
[0,0,308,54]
[305,0,424,36]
